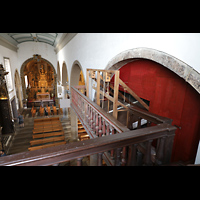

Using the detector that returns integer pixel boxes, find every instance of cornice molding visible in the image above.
[54,33,77,54]
[0,35,18,52]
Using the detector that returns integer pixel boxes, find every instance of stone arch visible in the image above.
[57,61,61,85]
[62,61,69,86]
[20,55,58,105]
[70,60,85,141]
[14,69,23,109]
[70,60,85,87]
[105,47,200,94]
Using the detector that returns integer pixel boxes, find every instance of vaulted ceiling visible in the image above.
[0,33,77,53]
[7,33,59,46]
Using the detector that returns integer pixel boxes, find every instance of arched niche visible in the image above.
[70,60,85,87]
[57,61,61,85]
[20,55,58,106]
[62,62,69,86]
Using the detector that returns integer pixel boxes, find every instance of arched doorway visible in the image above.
[20,54,58,107]
[70,60,85,87]
[107,48,200,163]
[70,60,85,141]
[61,62,69,99]
[57,61,61,85]
[14,69,23,109]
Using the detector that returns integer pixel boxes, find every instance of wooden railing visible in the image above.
[71,86,176,166]
[0,122,176,166]
[0,86,176,166]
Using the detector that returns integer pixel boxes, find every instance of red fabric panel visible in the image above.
[111,59,200,162]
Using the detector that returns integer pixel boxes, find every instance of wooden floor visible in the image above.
[7,109,71,155]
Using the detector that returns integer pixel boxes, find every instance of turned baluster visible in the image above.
[110,126,115,159]
[85,103,88,124]
[92,110,96,132]
[77,157,83,166]
[127,144,138,166]
[90,108,93,129]
[137,117,141,129]
[95,112,99,136]
[115,147,122,166]
[143,140,153,166]
[98,116,102,137]
[88,106,91,126]
[163,134,175,164]
[97,152,103,166]
[121,147,127,166]
[155,137,166,166]
[106,122,110,136]
[102,119,106,136]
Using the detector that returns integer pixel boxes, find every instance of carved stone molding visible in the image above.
[105,47,200,94]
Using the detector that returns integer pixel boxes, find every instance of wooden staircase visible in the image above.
[78,119,90,141]
[28,117,66,151]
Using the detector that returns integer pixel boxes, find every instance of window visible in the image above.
[3,57,13,93]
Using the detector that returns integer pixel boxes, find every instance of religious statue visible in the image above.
[40,65,45,75]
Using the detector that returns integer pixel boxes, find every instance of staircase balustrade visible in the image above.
[0,86,176,166]
[71,86,176,166]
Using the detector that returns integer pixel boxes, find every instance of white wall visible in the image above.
[0,44,18,104]
[57,33,200,85]
[0,42,57,111]
[17,42,57,73]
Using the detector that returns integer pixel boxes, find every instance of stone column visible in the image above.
[70,108,78,141]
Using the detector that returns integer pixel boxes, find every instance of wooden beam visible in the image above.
[113,71,120,119]
[92,86,128,110]
[119,78,149,110]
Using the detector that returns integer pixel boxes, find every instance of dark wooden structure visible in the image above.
[0,68,177,166]
[0,64,14,137]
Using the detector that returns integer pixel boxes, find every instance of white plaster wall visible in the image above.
[0,44,18,104]
[57,33,200,85]
[17,42,57,72]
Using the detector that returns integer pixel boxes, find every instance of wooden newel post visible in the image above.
[143,140,153,166]
[113,70,119,119]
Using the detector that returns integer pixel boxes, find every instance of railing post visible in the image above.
[97,152,103,166]
[127,144,138,166]
[77,157,83,166]
[113,70,120,119]
[163,132,175,164]
[95,112,99,136]
[115,147,122,166]
[143,140,153,166]
[102,119,106,136]
[98,116,102,137]
[155,137,166,165]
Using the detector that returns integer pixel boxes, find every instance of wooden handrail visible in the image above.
[72,86,129,134]
[71,86,176,166]
[0,85,176,166]
[0,123,176,166]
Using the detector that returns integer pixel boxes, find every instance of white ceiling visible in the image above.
[0,33,77,53]
[1,33,63,47]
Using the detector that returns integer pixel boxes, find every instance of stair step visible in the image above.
[8,111,73,155]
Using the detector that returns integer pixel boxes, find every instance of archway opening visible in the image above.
[57,61,61,85]
[70,61,86,141]
[110,58,200,163]
[70,61,85,87]
[62,62,69,99]
[21,55,57,108]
